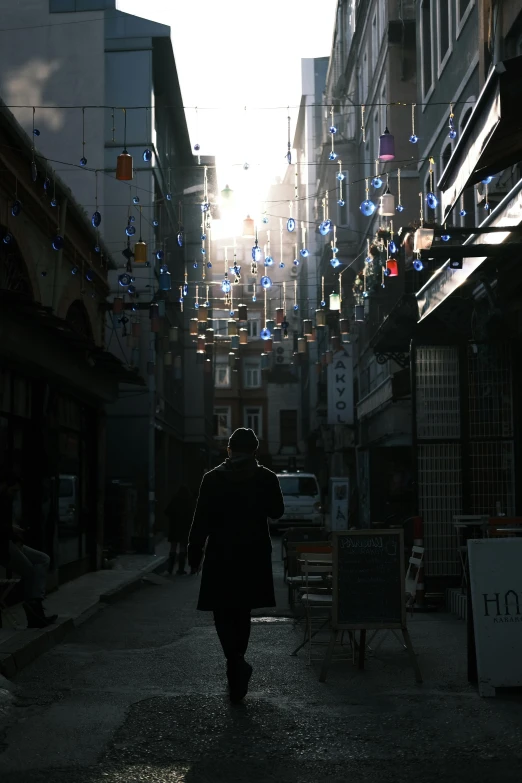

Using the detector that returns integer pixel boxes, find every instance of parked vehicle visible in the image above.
[270,472,323,531]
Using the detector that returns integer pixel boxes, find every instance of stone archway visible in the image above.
[0,226,34,299]
[65,299,94,343]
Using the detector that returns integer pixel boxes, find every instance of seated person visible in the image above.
[0,474,57,628]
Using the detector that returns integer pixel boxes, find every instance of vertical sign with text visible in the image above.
[327,348,354,425]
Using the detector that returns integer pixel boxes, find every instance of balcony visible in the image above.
[357,368,410,421]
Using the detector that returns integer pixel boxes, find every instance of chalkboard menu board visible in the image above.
[332,530,405,630]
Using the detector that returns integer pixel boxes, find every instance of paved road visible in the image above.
[0,539,521,782]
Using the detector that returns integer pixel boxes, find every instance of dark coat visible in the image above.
[188,457,285,611]
[165,487,196,545]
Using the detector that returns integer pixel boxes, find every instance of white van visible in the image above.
[270,472,323,531]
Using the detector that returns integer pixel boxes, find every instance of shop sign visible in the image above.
[329,478,349,531]
[327,348,353,426]
[468,538,522,697]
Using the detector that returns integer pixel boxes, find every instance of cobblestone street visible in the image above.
[0,545,521,783]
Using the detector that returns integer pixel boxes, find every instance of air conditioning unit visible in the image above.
[290,266,299,277]
[274,343,292,365]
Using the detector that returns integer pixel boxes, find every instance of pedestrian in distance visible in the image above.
[0,473,58,629]
[188,428,285,704]
[165,485,196,575]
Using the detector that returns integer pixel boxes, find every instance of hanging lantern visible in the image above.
[386,259,399,277]
[273,327,282,343]
[190,318,199,336]
[316,308,327,327]
[239,328,248,345]
[205,327,214,344]
[231,335,240,350]
[197,305,208,322]
[159,266,171,291]
[113,297,123,314]
[378,127,395,161]
[331,335,341,352]
[298,337,307,354]
[221,184,234,201]
[197,336,206,353]
[303,319,313,337]
[227,319,238,336]
[132,320,141,338]
[205,344,213,360]
[134,240,147,264]
[340,318,350,335]
[116,151,133,181]
[242,215,255,238]
[169,326,179,342]
[307,328,317,343]
[164,351,173,367]
[265,338,273,353]
[276,307,285,325]
[329,293,341,311]
[354,304,365,321]
[266,319,275,333]
[238,303,248,322]
[228,351,236,367]
[260,352,269,370]
[325,350,333,364]
[380,188,395,216]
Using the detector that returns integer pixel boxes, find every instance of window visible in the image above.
[421,0,433,99]
[279,476,319,497]
[215,363,231,389]
[337,170,349,225]
[280,410,298,447]
[244,360,261,389]
[244,406,262,438]
[246,318,259,338]
[437,0,452,73]
[371,12,378,71]
[213,407,231,439]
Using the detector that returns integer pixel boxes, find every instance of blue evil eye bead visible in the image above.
[201,233,207,241]
[252,245,262,262]
[336,171,345,181]
[481,176,493,185]
[194,302,200,309]
[362,290,369,298]
[449,129,457,140]
[331,246,338,253]
[3,233,12,244]
[143,149,153,162]
[52,235,64,251]
[33,128,40,136]
[329,151,338,161]
[287,218,296,232]
[300,248,309,258]
[95,245,101,253]
[260,327,271,340]
[409,134,418,144]
[166,193,172,201]
[200,202,210,212]
[279,262,285,269]
[43,178,50,191]
[321,300,326,307]
[80,157,87,167]
[91,211,101,228]
[127,285,136,295]
[183,283,189,296]
[205,300,210,307]
[264,256,274,266]
[153,219,159,227]
[128,215,135,223]
[261,276,272,289]
[125,225,136,237]
[72,267,79,275]
[51,197,58,207]
[360,199,376,216]
[330,257,340,268]
[133,196,140,205]
[200,247,206,255]
[194,143,200,151]
[156,249,165,261]
[389,240,397,254]
[413,259,424,271]
[329,126,337,134]
[441,234,450,242]
[293,304,299,312]
[365,255,372,264]
[293,258,300,266]
[252,295,257,302]
[460,209,466,217]
[177,231,184,247]
[337,199,345,206]
[384,267,391,277]
[262,215,269,224]
[11,200,22,217]
[86,270,94,282]
[193,262,198,269]
[119,273,131,287]
[230,310,235,317]
[484,202,490,211]
[221,279,231,293]
[207,261,212,268]
[396,203,404,213]
[371,176,383,189]
[319,219,333,236]
[426,192,438,209]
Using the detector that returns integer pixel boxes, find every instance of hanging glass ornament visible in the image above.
[337,199,345,207]
[194,143,200,151]
[460,209,466,217]
[51,197,58,207]
[33,128,40,136]
[328,151,338,161]
[329,125,337,134]
[389,240,397,254]
[481,176,493,185]
[183,283,189,296]
[41,270,47,278]
[264,253,274,266]
[200,247,206,255]
[86,270,94,282]
[177,231,184,247]
[448,104,457,140]
[153,218,159,227]
[143,149,152,162]
[360,199,376,216]
[300,248,309,258]
[261,276,272,289]
[72,266,79,275]
[287,217,295,232]
[426,192,438,209]
[262,215,269,224]
[159,265,172,291]
[95,244,101,253]
[252,244,262,262]
[207,261,212,268]
[409,134,418,144]
[330,257,340,268]
[336,171,345,181]
[293,258,300,266]
[409,103,417,144]
[413,259,424,271]
[201,233,207,241]
[279,261,285,269]
[319,219,332,236]
[260,327,271,340]
[441,233,450,242]
[293,303,299,312]
[221,278,231,294]
[11,200,22,217]
[52,235,64,251]
[243,162,249,170]
[43,178,50,191]
[3,233,12,245]
[91,211,101,228]
[80,157,87,167]
[200,202,210,212]
[128,215,135,223]
[119,273,131,287]
[127,285,136,295]
[362,290,369,298]
[484,202,490,211]
[126,224,136,237]
[193,261,198,269]
[156,249,165,261]
[133,196,140,205]
[166,193,172,201]
[372,175,383,189]
[396,203,404,213]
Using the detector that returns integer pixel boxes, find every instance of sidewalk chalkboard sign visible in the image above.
[332,530,405,630]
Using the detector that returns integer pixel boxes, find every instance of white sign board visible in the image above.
[468,538,522,697]
[327,348,354,426]
[329,478,349,531]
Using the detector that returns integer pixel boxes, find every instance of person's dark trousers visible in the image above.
[213,608,252,663]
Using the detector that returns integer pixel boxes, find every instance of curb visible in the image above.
[0,555,169,679]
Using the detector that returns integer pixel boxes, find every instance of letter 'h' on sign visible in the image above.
[327,348,354,426]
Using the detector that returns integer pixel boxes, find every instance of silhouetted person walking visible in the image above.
[188,428,284,703]
[165,486,196,575]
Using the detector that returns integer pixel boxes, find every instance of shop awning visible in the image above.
[439,55,522,219]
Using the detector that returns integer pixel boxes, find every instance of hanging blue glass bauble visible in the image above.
[230,310,235,317]
[201,233,207,241]
[183,283,189,296]
[484,202,490,211]
[43,178,50,191]
[71,266,79,276]
[194,143,200,151]
[127,216,135,225]
[3,233,12,245]
[86,270,94,282]
[481,176,493,185]
[396,203,404,213]
[389,240,397,254]
[127,285,136,295]
[31,162,37,182]
[95,245,101,253]
[279,262,285,268]
[51,197,58,207]
[360,199,376,216]
[329,151,338,161]
[336,171,345,181]
[261,276,272,289]
[194,302,200,309]
[205,300,210,307]
[166,193,172,201]
[293,304,299,312]
[193,262,198,269]
[293,258,300,266]
[260,327,271,340]
[11,200,22,217]
[243,162,249,170]
[449,129,457,140]
[91,211,101,228]
[372,176,383,189]
[441,234,450,242]
[330,257,340,268]
[200,202,210,212]
[133,196,140,205]
[384,267,391,277]
[221,279,231,293]
[319,219,332,236]
[33,128,40,136]
[156,249,165,261]
[262,215,269,224]
[252,245,262,262]
[126,225,136,237]
[264,256,274,266]
[52,235,64,251]
[329,126,337,134]
[177,231,184,247]
[413,259,424,271]
[41,271,47,277]
[200,247,206,254]
[362,290,369,298]
[287,218,296,232]
[338,199,346,208]
[153,219,159,227]
[159,267,172,291]
[426,192,438,209]
[252,295,257,302]
[460,209,466,217]
[321,300,326,307]
[365,256,372,264]
[409,134,418,144]
[80,157,87,167]
[119,273,131,287]
[300,248,309,258]
[143,149,152,162]
[207,261,212,268]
